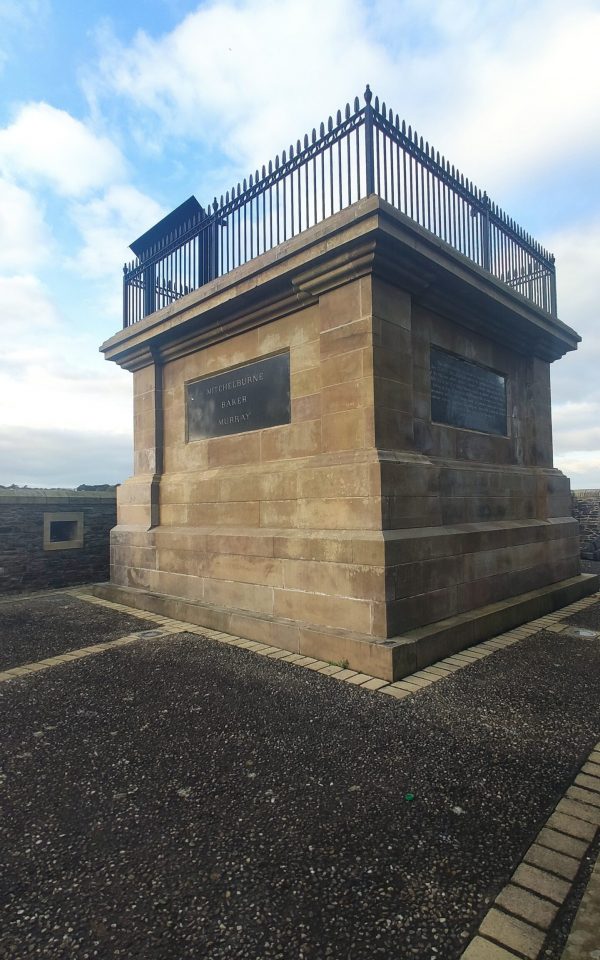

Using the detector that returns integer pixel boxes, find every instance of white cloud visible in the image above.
[0,1,49,72]
[70,184,166,280]
[0,425,131,487]
[0,102,125,197]
[0,272,131,452]
[548,216,600,479]
[89,0,600,199]
[0,179,52,270]
[555,451,600,490]
[91,0,389,174]
[0,274,59,335]
[427,3,600,187]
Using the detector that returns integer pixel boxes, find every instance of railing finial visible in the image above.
[364,84,372,105]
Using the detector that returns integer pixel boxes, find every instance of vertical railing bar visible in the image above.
[329,142,334,216]
[356,124,361,199]
[313,151,317,225]
[389,130,395,207]
[297,160,302,234]
[402,144,407,215]
[346,129,351,204]
[395,139,401,212]
[382,127,388,202]
[338,137,343,212]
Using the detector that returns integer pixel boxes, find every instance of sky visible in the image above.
[0,0,599,488]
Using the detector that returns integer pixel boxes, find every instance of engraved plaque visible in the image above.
[430,347,507,436]
[186,352,290,441]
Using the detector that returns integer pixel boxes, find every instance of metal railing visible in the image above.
[123,86,556,327]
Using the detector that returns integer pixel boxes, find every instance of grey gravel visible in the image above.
[1,597,599,959]
[0,593,155,670]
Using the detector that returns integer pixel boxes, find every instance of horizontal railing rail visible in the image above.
[123,86,556,327]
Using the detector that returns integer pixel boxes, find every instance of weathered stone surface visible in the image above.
[98,199,594,674]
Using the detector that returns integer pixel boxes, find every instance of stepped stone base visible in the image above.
[92,573,598,681]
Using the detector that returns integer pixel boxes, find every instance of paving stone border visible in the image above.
[2,588,600,701]
[2,585,599,958]
[461,739,600,960]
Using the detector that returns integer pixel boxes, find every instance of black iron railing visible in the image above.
[123,86,556,327]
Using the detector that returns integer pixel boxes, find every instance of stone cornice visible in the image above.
[101,196,580,371]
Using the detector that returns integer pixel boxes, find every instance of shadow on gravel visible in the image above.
[0,593,156,670]
[1,609,599,960]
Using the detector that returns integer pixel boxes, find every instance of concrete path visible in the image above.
[0,587,599,960]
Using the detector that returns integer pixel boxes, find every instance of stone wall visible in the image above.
[572,490,600,559]
[0,489,116,594]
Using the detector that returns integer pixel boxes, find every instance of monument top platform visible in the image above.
[106,195,578,373]
[121,86,558,330]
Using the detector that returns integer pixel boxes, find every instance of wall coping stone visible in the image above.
[0,490,117,502]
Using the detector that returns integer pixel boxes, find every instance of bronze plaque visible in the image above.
[186,352,290,441]
[430,347,507,436]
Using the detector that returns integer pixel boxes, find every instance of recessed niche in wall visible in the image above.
[43,512,84,551]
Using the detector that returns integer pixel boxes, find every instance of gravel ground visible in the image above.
[0,593,156,671]
[1,595,599,960]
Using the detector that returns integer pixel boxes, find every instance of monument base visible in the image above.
[91,572,598,681]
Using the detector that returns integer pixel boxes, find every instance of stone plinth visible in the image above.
[98,197,597,679]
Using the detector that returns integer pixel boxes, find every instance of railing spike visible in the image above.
[243,178,247,191]
[389,108,393,123]
[345,102,350,120]
[289,144,294,159]
[436,150,440,164]
[262,165,266,178]
[320,121,325,137]
[237,182,241,197]
[408,124,412,138]
[395,114,400,128]
[414,129,418,145]
[282,149,286,163]
[297,138,302,153]
[255,169,259,183]
[381,101,386,117]
[354,96,360,111]
[336,109,342,124]
[213,197,218,212]
[374,95,379,113]
[275,155,279,170]
[419,137,423,150]
[425,140,429,153]
[364,84,372,104]
[268,160,273,174]
[226,190,229,203]
[312,127,317,143]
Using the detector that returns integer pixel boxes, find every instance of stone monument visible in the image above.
[96,88,597,680]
